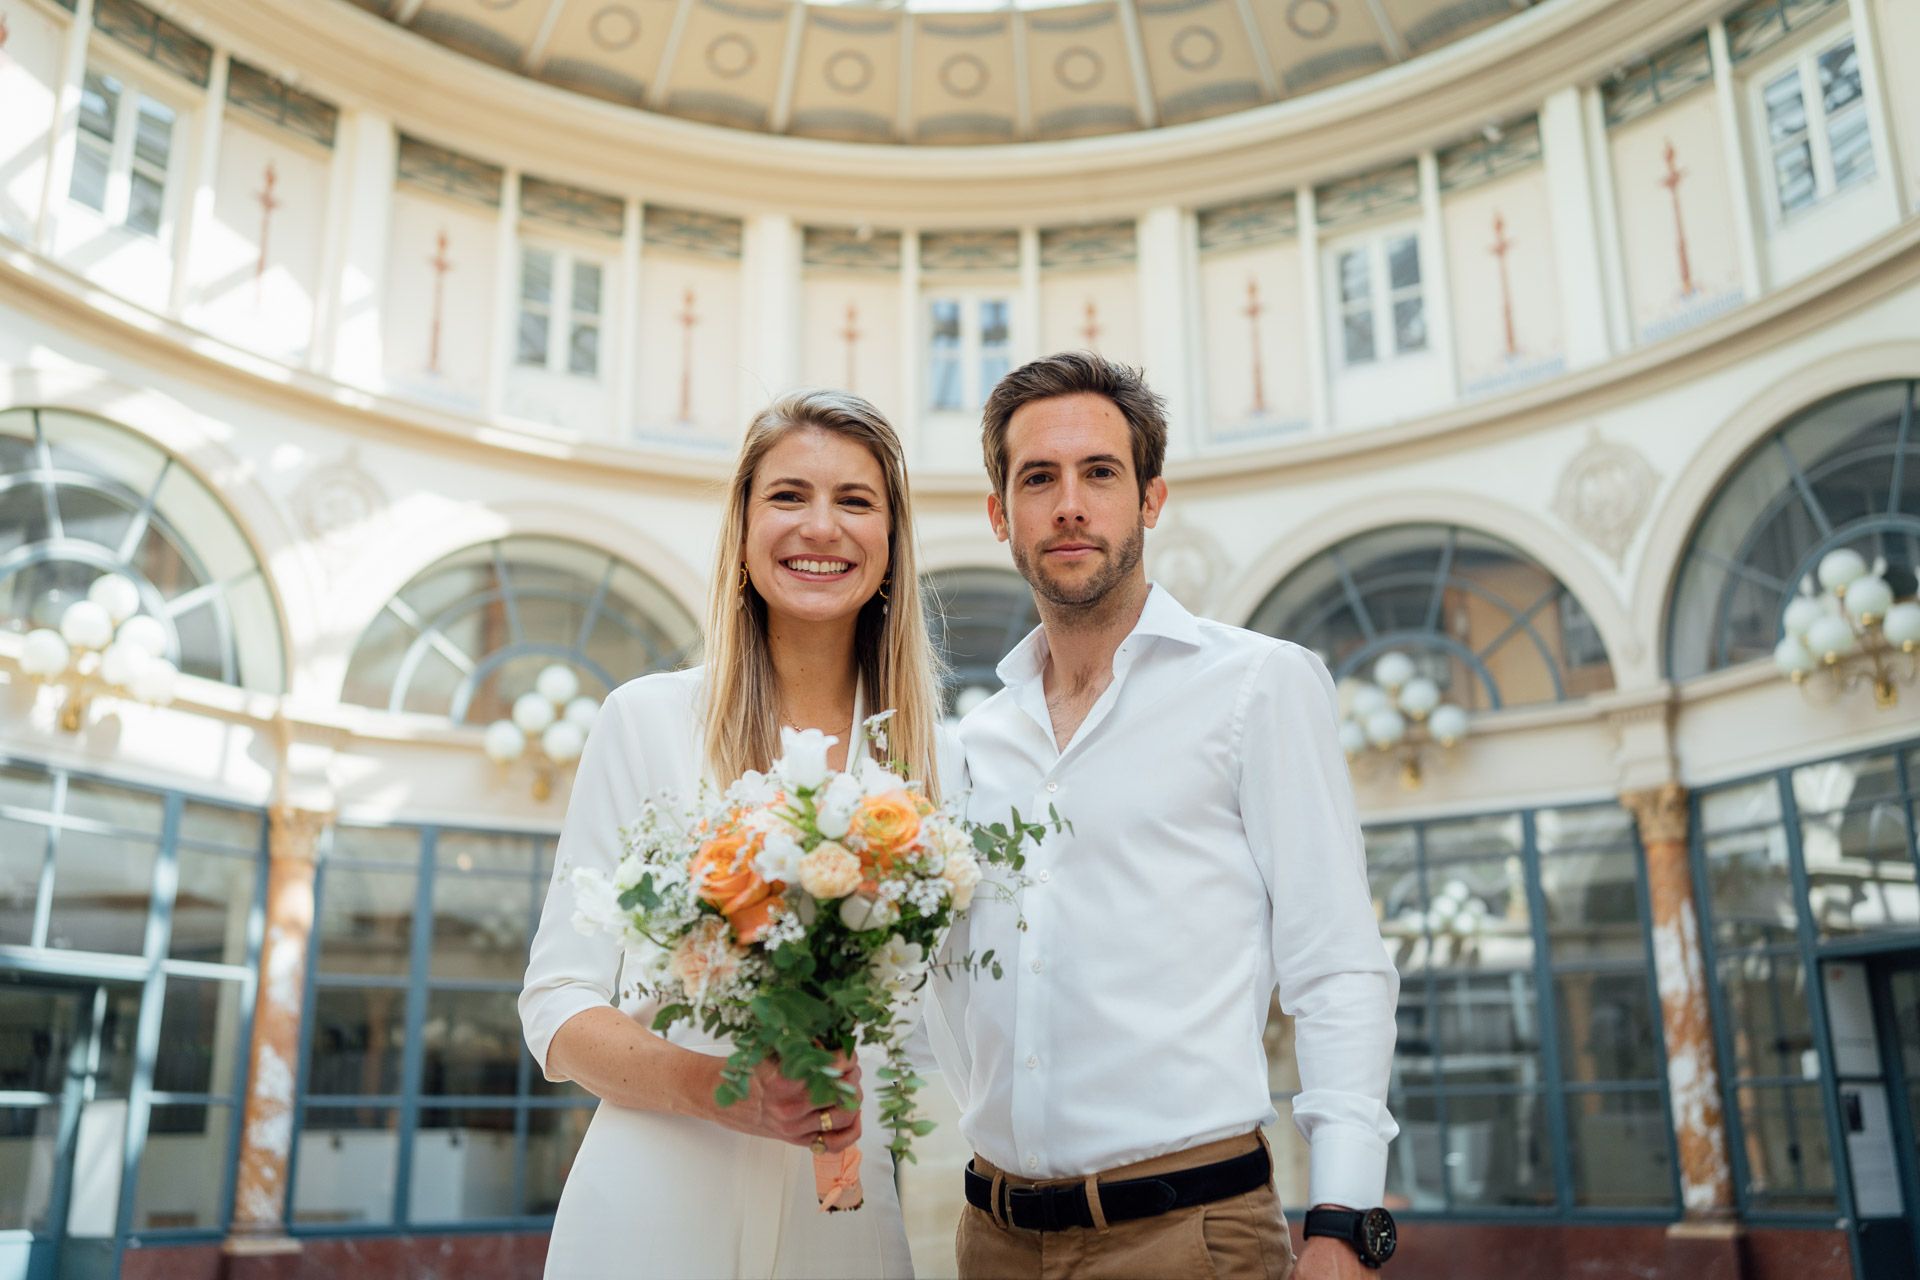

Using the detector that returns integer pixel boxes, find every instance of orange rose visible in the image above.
[726,894,784,945]
[691,825,788,943]
[854,790,921,874]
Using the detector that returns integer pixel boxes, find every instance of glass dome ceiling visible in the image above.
[342,0,1546,144]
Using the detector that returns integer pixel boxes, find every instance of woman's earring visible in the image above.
[737,562,749,608]
[878,577,891,617]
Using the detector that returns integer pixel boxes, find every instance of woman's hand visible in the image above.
[705,1055,863,1154]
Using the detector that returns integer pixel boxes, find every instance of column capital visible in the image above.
[268,805,329,862]
[1621,782,1690,847]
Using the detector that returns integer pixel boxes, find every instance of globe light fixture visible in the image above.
[18,574,180,731]
[484,663,600,799]
[1337,651,1469,788]
[1774,550,1919,710]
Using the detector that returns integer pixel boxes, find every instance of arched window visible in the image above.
[1668,379,1918,680]
[1,407,285,692]
[1247,524,1615,710]
[342,537,698,722]
[923,567,1038,715]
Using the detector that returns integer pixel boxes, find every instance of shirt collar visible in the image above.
[993,582,1202,690]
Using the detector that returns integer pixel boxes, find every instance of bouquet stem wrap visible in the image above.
[812,1144,864,1212]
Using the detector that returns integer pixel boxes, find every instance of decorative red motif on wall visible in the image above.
[1243,276,1266,416]
[0,14,12,63]
[427,230,453,375]
[841,301,861,390]
[1079,299,1101,348]
[253,162,280,307]
[1658,139,1696,298]
[1488,212,1517,358]
[677,288,700,424]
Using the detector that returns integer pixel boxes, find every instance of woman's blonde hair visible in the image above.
[702,390,945,800]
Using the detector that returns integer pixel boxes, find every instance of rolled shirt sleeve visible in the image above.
[1238,643,1400,1210]
[519,687,641,1083]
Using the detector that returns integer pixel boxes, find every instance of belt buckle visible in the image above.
[1006,1184,1053,1231]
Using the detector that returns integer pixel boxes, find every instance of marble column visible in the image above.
[222,805,327,1273]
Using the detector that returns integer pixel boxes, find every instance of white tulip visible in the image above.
[1805,614,1856,662]
[542,720,586,765]
[1338,720,1368,758]
[1364,708,1406,748]
[1817,548,1868,592]
[99,642,149,690]
[1773,637,1815,677]
[1429,704,1469,745]
[115,614,168,660]
[1844,576,1893,624]
[59,600,113,651]
[1882,602,1920,649]
[564,696,600,729]
[131,657,176,705]
[1372,652,1415,692]
[21,629,70,678]
[1398,677,1441,718]
[484,720,526,763]
[88,574,141,624]
[536,664,580,705]
[1782,595,1823,638]
[512,691,556,734]
[777,727,835,791]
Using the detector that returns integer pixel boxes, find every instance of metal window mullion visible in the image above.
[33,410,64,541]
[1523,811,1576,1213]
[1423,528,1456,634]
[546,249,571,373]
[1412,825,1452,1212]
[1864,964,1920,1277]
[1886,380,1913,520]
[30,771,63,949]
[1799,52,1839,199]
[106,79,137,227]
[393,828,438,1225]
[116,790,181,1244]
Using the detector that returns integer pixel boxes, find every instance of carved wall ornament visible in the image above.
[290,448,390,579]
[1552,428,1660,568]
[1147,518,1226,613]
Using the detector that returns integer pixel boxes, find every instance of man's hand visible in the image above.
[1295,1236,1374,1279]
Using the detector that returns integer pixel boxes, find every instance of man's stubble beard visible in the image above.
[1011,515,1148,616]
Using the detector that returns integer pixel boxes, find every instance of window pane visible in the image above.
[126,170,164,237]
[524,1107,593,1216]
[1737,1083,1836,1212]
[179,803,263,852]
[410,1107,516,1222]
[1535,805,1635,852]
[78,70,120,140]
[1,816,48,946]
[1700,779,1782,834]
[1445,1090,1554,1208]
[1566,1088,1675,1208]
[1429,856,1533,972]
[1828,107,1876,192]
[1393,296,1427,353]
[927,299,962,411]
[1342,309,1375,365]
[1386,235,1421,291]
[69,139,110,212]
[1772,140,1817,214]
[134,1103,229,1230]
[1763,68,1809,147]
[1384,1091,1444,1210]
[516,310,549,367]
[1817,40,1862,116]
[1425,813,1523,861]
[153,977,244,1096]
[132,97,173,170]
[1336,249,1369,305]
[307,987,407,1096]
[1718,951,1817,1081]
[47,828,155,955]
[317,865,415,977]
[520,249,553,305]
[1434,973,1540,1081]
[1801,803,1917,940]
[170,847,256,965]
[570,261,602,316]
[294,1106,397,1226]
[1704,825,1798,947]
[979,299,1009,346]
[63,779,164,833]
[438,830,538,875]
[568,322,599,377]
[430,873,531,982]
[1555,971,1661,1082]
[420,989,521,1097]
[1541,847,1643,964]
[0,1106,61,1231]
[0,987,83,1096]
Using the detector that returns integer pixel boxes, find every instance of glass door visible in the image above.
[1868,962,1920,1280]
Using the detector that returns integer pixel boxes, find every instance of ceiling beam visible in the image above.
[1009,0,1032,141]
[770,2,807,133]
[1362,0,1410,61]
[647,0,697,111]
[524,0,570,75]
[1230,0,1281,101]
[896,15,916,142]
[1114,0,1158,129]
[393,0,430,26]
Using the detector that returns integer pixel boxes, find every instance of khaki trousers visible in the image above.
[956,1132,1297,1280]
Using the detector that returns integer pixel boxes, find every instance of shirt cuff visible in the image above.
[1307,1127,1390,1211]
[521,990,614,1083]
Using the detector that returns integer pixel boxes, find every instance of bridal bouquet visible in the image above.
[569,711,1059,1211]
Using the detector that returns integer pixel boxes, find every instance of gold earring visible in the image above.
[737,562,749,607]
[877,577,891,602]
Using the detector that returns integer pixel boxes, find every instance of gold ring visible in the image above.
[819,1110,835,1134]
[811,1136,828,1156]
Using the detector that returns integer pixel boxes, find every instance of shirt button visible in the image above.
[1046,781,1058,793]
[1037,869,1051,884]
[1030,959,1044,973]
[1026,1155,1038,1171]
[1026,1054,1039,1069]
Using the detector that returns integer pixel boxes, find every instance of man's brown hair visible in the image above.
[980,351,1168,500]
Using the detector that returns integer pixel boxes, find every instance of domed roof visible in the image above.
[343,0,1545,144]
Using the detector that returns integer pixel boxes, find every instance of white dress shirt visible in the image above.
[932,584,1399,1212]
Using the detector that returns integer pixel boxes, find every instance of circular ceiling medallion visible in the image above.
[705,33,756,79]
[589,5,641,52]
[939,53,989,99]
[825,49,874,95]
[1171,25,1222,72]
[1054,46,1104,93]
[1286,0,1338,40]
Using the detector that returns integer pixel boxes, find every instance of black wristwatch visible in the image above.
[1303,1206,1397,1269]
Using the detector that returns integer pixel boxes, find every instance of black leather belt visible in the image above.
[963,1142,1270,1233]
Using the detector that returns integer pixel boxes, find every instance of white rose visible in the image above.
[613,853,646,891]
[752,824,804,883]
[814,772,863,839]
[777,727,836,791]
[856,754,902,798]
[941,850,982,911]
[839,893,899,932]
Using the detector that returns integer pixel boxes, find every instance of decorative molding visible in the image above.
[1620,780,1689,845]
[1551,427,1661,568]
[289,447,391,582]
[267,803,329,861]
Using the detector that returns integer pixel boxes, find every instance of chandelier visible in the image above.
[483,664,601,800]
[1338,652,1470,789]
[1773,549,1920,709]
[17,574,180,731]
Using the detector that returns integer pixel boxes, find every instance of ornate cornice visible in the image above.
[1621,782,1690,847]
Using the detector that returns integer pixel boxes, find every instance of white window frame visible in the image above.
[515,241,607,380]
[67,61,182,240]
[1323,225,1428,370]
[924,290,1014,413]
[1750,27,1877,224]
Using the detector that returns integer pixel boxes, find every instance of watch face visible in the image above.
[1361,1207,1397,1261]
